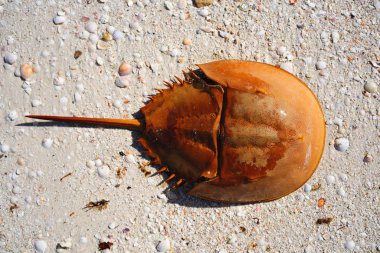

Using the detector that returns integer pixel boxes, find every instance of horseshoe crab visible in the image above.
[27,60,325,203]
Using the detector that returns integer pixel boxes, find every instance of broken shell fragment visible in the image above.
[194,0,213,7]
[102,32,113,41]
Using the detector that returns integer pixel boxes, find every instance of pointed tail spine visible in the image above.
[26,115,144,132]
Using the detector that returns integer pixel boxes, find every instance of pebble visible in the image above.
[74,92,81,102]
[316,61,327,70]
[86,160,95,168]
[56,238,72,252]
[79,30,90,40]
[20,64,34,80]
[364,81,378,93]
[31,99,42,107]
[107,26,115,34]
[4,52,17,65]
[363,154,373,163]
[337,187,347,197]
[53,76,65,86]
[53,15,66,25]
[97,165,110,178]
[331,31,340,43]
[112,30,124,41]
[325,175,335,185]
[198,8,209,17]
[303,183,312,193]
[34,240,48,253]
[42,138,53,148]
[85,22,98,33]
[164,1,173,10]
[156,239,170,252]
[96,57,104,66]
[118,62,133,76]
[280,62,294,74]
[17,158,26,166]
[8,110,18,121]
[94,159,103,167]
[115,76,130,88]
[334,138,349,152]
[126,154,137,164]
[182,37,192,45]
[113,100,123,108]
[108,222,117,229]
[0,144,10,153]
[79,236,88,244]
[339,173,348,182]
[277,46,287,57]
[304,246,313,253]
[178,0,187,9]
[170,48,181,57]
[344,240,355,250]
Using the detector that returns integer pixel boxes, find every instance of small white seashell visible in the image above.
[108,222,117,229]
[112,30,124,41]
[79,30,90,40]
[53,76,65,86]
[97,165,110,178]
[79,236,88,244]
[31,99,42,107]
[53,15,66,25]
[115,76,130,88]
[85,21,98,33]
[96,57,104,66]
[89,34,99,44]
[42,138,53,148]
[364,81,378,93]
[164,1,173,10]
[170,48,181,57]
[0,144,10,153]
[4,52,17,65]
[156,239,170,252]
[334,137,349,152]
[86,160,95,168]
[277,46,287,57]
[95,159,103,167]
[126,154,137,164]
[198,8,209,17]
[7,110,18,121]
[316,61,327,70]
[344,240,355,250]
[113,100,123,108]
[325,175,335,185]
[34,240,48,253]
[74,92,82,102]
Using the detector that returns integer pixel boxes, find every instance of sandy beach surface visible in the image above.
[0,0,379,252]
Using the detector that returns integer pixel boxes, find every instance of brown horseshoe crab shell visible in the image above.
[27,60,326,204]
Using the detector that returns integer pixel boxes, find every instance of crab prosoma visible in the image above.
[27,60,325,203]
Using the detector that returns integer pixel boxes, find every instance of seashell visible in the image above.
[194,0,213,8]
[118,62,133,76]
[102,32,113,41]
[20,64,34,80]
